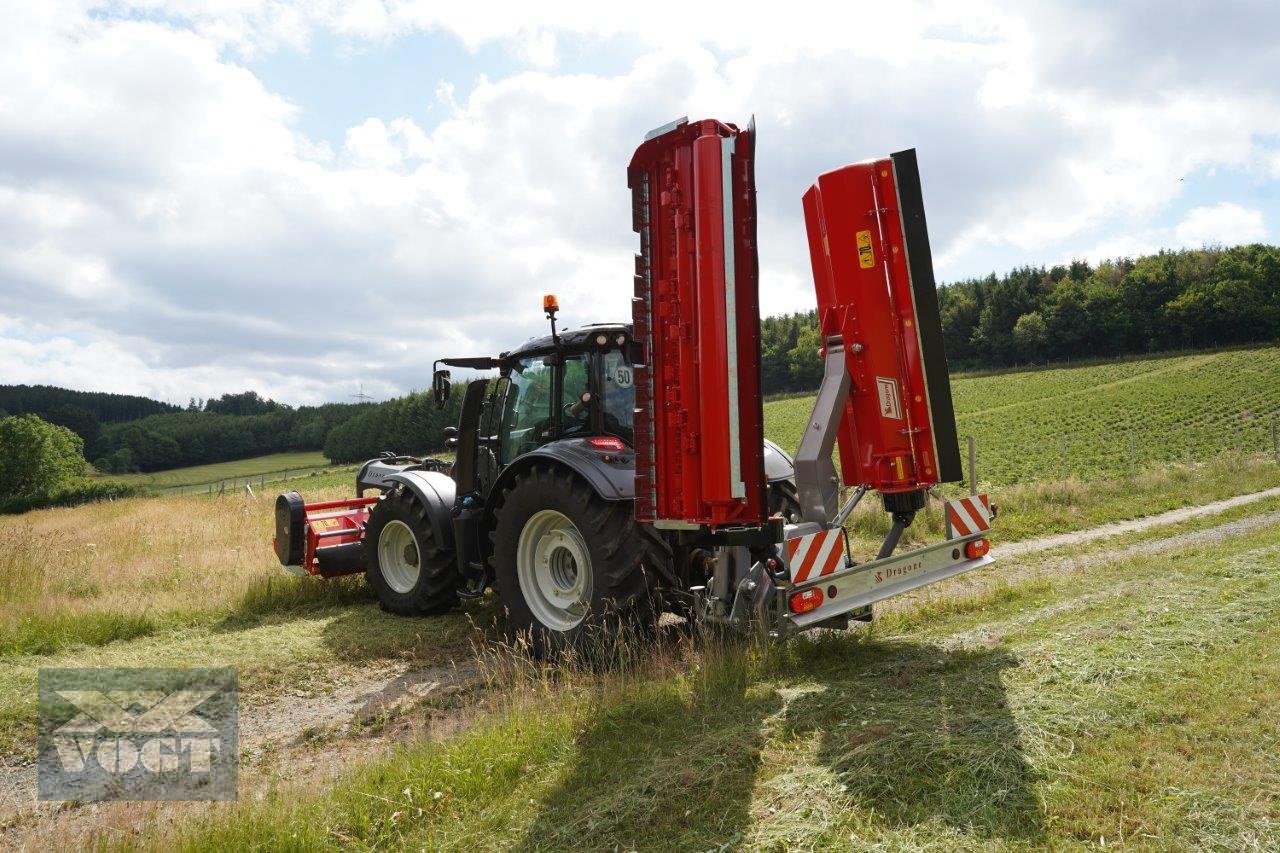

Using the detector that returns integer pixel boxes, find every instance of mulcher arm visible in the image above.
[775,342,995,634]
[702,150,993,636]
[625,119,993,637]
[756,149,996,635]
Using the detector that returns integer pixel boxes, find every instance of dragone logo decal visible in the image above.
[876,376,903,420]
[38,668,237,801]
[875,560,922,584]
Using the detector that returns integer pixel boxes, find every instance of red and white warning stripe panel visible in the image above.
[946,494,991,538]
[786,528,848,583]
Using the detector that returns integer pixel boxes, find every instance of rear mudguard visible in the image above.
[486,438,635,504]
[385,470,457,553]
[489,437,792,506]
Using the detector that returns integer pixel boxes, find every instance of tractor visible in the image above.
[276,308,800,654]
[273,117,996,655]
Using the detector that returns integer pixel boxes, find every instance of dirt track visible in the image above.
[998,485,1280,557]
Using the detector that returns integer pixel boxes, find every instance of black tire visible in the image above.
[768,480,802,524]
[489,464,662,657]
[363,484,459,615]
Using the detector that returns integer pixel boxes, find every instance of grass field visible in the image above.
[104,450,339,490]
[4,347,1280,848]
[164,503,1280,850]
[766,345,1280,485]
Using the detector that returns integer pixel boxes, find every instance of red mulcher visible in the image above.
[272,117,994,652]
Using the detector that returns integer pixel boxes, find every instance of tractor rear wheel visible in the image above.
[364,484,459,615]
[490,464,660,657]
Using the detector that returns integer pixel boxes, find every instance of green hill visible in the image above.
[765,345,1280,485]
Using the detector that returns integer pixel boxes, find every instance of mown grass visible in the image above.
[148,514,1280,851]
[104,450,340,489]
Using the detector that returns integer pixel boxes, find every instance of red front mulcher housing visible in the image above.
[802,150,962,494]
[628,117,767,528]
[273,493,376,577]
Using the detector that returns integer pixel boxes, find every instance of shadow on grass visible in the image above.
[514,637,780,851]
[778,636,1044,844]
[516,634,1042,849]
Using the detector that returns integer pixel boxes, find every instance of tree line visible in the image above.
[0,414,139,514]
[757,243,1280,388]
[0,385,178,423]
[10,243,1277,476]
[323,388,464,463]
[93,400,374,473]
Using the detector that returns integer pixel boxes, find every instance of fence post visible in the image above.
[967,436,977,496]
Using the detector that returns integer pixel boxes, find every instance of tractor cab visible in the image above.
[430,296,637,494]
[492,322,636,460]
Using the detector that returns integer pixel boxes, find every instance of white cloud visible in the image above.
[4,1,1280,403]
[1175,203,1267,248]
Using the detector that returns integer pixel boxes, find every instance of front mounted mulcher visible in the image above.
[272,116,994,654]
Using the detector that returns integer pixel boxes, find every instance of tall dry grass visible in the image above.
[0,481,358,655]
[3,450,1277,657]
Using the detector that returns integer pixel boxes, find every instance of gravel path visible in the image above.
[999,486,1280,558]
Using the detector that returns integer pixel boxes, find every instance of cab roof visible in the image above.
[503,322,632,362]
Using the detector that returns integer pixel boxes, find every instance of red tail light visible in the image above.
[789,587,824,614]
[964,538,990,559]
[587,436,626,452]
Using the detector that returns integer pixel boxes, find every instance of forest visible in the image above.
[91,393,374,473]
[0,388,373,474]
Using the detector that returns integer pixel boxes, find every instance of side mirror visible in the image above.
[432,369,452,409]
[442,425,458,450]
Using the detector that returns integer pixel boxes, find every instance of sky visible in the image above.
[3,1,1279,406]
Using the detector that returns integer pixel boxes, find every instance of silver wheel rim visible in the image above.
[516,509,592,632]
[378,519,421,594]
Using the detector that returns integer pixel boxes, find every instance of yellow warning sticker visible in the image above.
[856,229,875,269]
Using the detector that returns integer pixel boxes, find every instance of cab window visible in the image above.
[560,353,592,437]
[501,356,554,460]
[601,350,635,445]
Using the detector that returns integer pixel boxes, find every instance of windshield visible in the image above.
[501,356,554,460]
[601,350,635,445]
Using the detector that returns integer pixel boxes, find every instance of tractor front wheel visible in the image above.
[490,464,660,657]
[364,484,459,615]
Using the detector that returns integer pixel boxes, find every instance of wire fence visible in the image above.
[161,464,360,497]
